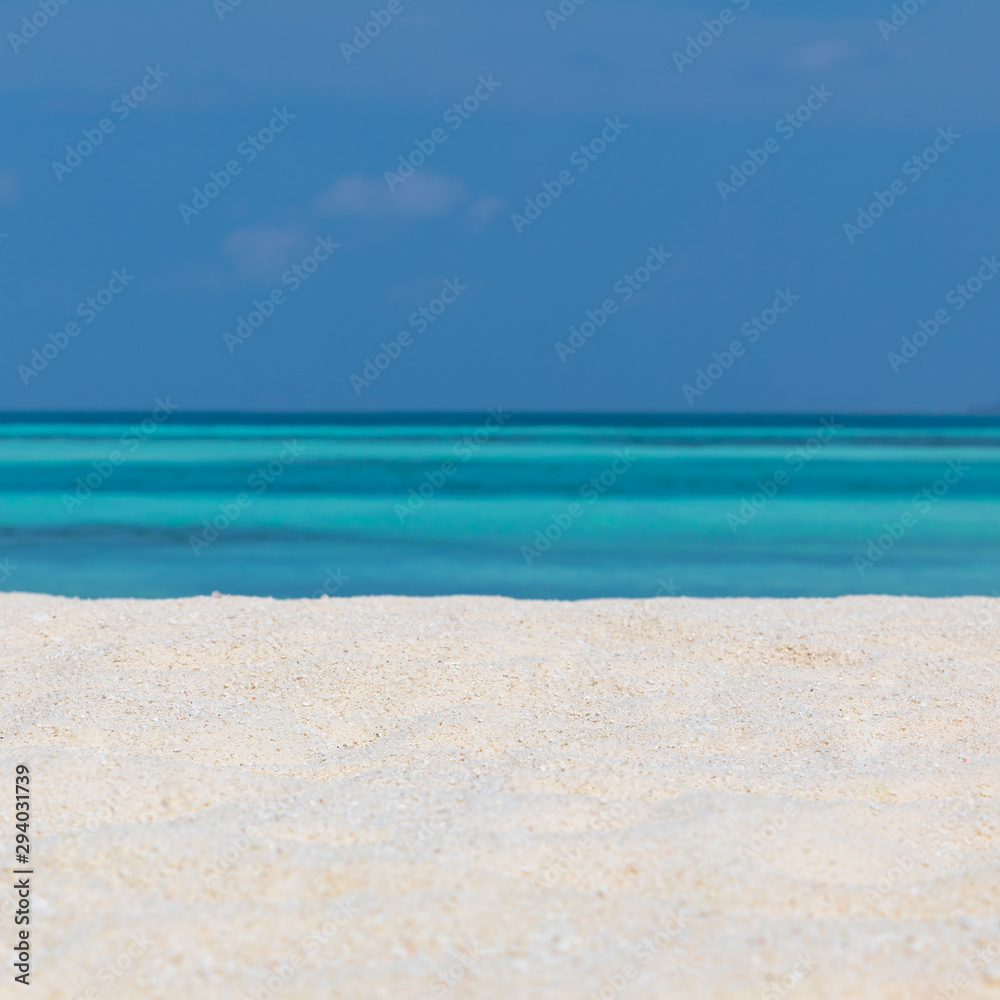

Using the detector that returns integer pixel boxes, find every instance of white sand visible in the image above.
[2,593,999,999]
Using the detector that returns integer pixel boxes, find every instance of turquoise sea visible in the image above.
[1,414,998,599]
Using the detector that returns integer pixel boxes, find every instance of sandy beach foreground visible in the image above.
[2,593,999,999]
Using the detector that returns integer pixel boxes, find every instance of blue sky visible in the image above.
[1,0,997,412]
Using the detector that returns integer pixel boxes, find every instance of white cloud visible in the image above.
[468,196,504,227]
[221,225,305,280]
[317,172,466,218]
[791,40,858,72]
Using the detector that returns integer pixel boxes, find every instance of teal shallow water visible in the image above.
[1,414,998,598]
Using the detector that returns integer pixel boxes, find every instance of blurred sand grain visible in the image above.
[1,593,999,999]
